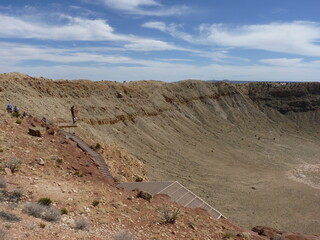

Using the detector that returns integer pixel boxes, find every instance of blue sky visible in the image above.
[1,0,320,81]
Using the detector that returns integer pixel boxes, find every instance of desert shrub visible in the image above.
[136,191,152,201]
[0,149,4,153]
[12,188,23,201]
[61,208,68,215]
[0,211,21,222]
[223,232,235,240]
[0,226,6,240]
[74,217,89,231]
[0,178,6,189]
[2,188,24,203]
[39,223,46,229]
[92,200,100,207]
[95,143,102,150]
[114,229,137,240]
[15,119,22,125]
[56,158,64,164]
[12,112,20,118]
[3,158,22,173]
[38,198,52,206]
[42,206,61,222]
[23,202,44,218]
[158,205,180,224]
[23,202,61,222]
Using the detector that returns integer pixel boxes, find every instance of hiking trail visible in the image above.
[61,130,113,180]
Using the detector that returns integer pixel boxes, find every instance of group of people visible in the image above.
[5,104,77,124]
[6,104,26,117]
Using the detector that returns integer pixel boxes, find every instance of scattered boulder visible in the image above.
[28,127,44,137]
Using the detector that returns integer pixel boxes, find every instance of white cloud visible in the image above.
[123,39,186,51]
[147,21,320,57]
[0,42,194,69]
[198,21,320,57]
[260,58,304,67]
[0,42,149,65]
[2,41,319,82]
[260,58,320,69]
[0,14,191,53]
[102,0,160,11]
[200,22,320,56]
[0,43,104,64]
[0,14,124,41]
[142,21,196,42]
[100,0,188,16]
[3,59,320,82]
[142,21,167,32]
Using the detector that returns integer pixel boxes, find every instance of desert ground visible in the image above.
[1,73,320,234]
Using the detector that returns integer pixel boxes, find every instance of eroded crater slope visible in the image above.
[1,73,320,234]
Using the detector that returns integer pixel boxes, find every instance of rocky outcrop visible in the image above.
[248,82,320,114]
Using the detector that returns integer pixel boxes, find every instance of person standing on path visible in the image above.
[70,105,78,124]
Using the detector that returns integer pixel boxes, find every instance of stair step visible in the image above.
[61,130,112,180]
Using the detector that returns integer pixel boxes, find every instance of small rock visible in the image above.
[28,127,44,137]
[4,168,12,175]
[237,232,251,239]
[116,91,124,98]
[37,158,45,165]
[188,222,197,230]
[83,206,90,212]
[135,176,144,182]
[47,128,55,135]
[113,175,127,183]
